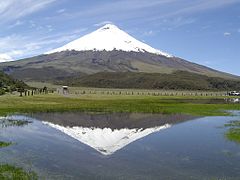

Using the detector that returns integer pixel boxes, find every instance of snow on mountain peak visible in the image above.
[98,23,119,31]
[46,24,172,57]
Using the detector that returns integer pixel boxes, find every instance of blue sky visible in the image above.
[0,0,240,75]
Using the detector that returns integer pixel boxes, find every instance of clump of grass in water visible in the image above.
[0,164,38,180]
[0,119,31,128]
[0,119,37,179]
[0,141,12,148]
[225,120,240,143]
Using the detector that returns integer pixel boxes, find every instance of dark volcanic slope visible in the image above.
[57,71,240,90]
[0,50,238,81]
[32,112,197,130]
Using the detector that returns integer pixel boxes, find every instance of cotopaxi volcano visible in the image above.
[0,24,239,89]
[46,24,172,57]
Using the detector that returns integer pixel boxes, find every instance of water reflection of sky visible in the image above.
[0,112,240,179]
[225,98,240,103]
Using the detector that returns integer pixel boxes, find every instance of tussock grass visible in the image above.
[225,120,240,143]
[0,164,37,180]
[0,141,12,148]
[0,94,239,116]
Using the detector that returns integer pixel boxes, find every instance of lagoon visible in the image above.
[0,112,240,179]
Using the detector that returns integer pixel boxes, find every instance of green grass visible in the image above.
[0,119,31,128]
[0,142,12,148]
[0,93,239,116]
[0,164,37,180]
[225,120,240,143]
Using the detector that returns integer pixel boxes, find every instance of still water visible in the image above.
[0,112,240,179]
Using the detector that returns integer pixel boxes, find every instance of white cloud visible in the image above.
[8,20,24,29]
[49,0,240,26]
[160,17,196,28]
[162,0,240,18]
[203,61,212,65]
[46,25,54,32]
[29,20,37,28]
[0,0,56,24]
[143,30,154,36]
[224,32,231,36]
[145,0,240,23]
[57,9,66,14]
[0,28,88,60]
[94,21,113,27]
[0,54,13,63]
[58,0,177,23]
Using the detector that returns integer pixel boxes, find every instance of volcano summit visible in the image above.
[46,24,172,57]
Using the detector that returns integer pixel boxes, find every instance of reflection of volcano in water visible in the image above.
[43,122,170,155]
[33,113,196,155]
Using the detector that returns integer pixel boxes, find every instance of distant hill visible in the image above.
[0,71,27,95]
[56,71,240,91]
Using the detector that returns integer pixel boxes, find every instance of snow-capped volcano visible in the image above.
[46,24,172,57]
[2,24,237,82]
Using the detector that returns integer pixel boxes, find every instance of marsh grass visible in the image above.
[0,164,38,180]
[0,94,239,116]
[0,119,31,128]
[225,120,240,143]
[0,141,12,148]
[0,120,36,179]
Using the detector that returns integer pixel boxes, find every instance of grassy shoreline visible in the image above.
[0,94,239,116]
